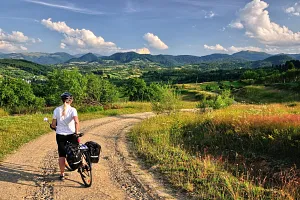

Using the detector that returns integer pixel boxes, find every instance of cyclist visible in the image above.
[50,92,80,180]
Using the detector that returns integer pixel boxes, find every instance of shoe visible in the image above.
[59,175,65,181]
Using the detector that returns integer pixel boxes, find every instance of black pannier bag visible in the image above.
[85,141,101,163]
[65,143,82,170]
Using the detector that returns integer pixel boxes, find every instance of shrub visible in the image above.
[197,90,234,110]
[151,86,180,114]
[0,77,45,114]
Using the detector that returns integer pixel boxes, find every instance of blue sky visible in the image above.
[0,0,300,56]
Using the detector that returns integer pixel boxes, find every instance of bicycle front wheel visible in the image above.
[79,152,92,187]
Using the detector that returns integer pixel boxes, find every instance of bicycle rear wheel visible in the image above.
[79,152,92,187]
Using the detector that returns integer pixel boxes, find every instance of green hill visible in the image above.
[232,51,271,61]
[0,52,74,65]
[67,53,99,63]
[0,59,52,79]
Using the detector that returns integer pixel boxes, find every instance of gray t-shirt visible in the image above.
[53,104,78,135]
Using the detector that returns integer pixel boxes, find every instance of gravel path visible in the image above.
[0,113,185,200]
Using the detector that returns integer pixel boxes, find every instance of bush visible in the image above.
[151,86,180,114]
[197,90,234,110]
[0,77,45,114]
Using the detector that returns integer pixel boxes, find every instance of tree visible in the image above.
[241,70,259,80]
[123,78,147,101]
[45,69,87,105]
[0,77,45,113]
[85,74,119,104]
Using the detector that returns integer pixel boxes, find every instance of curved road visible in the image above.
[0,113,184,200]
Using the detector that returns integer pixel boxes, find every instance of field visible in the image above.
[130,103,300,199]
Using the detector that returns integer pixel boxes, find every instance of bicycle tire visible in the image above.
[79,152,92,187]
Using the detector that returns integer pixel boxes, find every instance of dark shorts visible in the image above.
[56,134,78,157]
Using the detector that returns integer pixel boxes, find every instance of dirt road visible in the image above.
[0,113,183,200]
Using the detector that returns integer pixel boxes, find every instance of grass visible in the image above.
[234,85,300,103]
[0,100,197,161]
[130,103,300,199]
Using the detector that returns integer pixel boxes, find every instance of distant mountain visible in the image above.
[232,51,271,61]
[251,54,294,68]
[1,51,299,67]
[67,53,99,63]
[74,53,103,58]
[0,52,74,65]
[102,52,246,66]
[287,54,300,60]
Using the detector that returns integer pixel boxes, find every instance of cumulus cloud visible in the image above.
[42,18,119,53]
[0,28,35,52]
[204,44,262,53]
[265,45,300,54]
[0,29,29,43]
[204,44,228,51]
[41,18,149,54]
[285,3,300,16]
[136,47,151,54]
[230,0,300,46]
[143,33,168,50]
[228,46,262,53]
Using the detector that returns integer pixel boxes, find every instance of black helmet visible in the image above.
[61,92,73,101]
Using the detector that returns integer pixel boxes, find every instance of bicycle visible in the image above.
[67,133,93,187]
[44,118,93,187]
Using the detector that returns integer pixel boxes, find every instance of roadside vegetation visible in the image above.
[130,104,300,199]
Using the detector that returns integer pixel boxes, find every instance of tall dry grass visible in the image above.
[130,103,300,199]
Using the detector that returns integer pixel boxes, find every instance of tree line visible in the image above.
[0,69,167,114]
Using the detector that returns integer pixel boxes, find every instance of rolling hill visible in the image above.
[0,51,298,67]
[67,53,99,63]
[0,52,74,65]
[232,51,271,61]
[251,54,295,68]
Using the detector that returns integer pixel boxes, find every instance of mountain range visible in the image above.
[0,51,299,66]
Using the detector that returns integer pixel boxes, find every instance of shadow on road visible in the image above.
[0,162,44,187]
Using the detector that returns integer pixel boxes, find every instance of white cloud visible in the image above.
[0,29,29,43]
[204,44,228,51]
[136,47,151,54]
[42,18,118,53]
[60,43,66,49]
[205,11,216,19]
[204,44,262,53]
[230,0,300,46]
[265,45,300,54]
[41,18,149,55]
[0,28,36,52]
[228,46,262,53]
[228,21,244,29]
[143,33,168,50]
[24,0,104,15]
[285,3,300,16]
